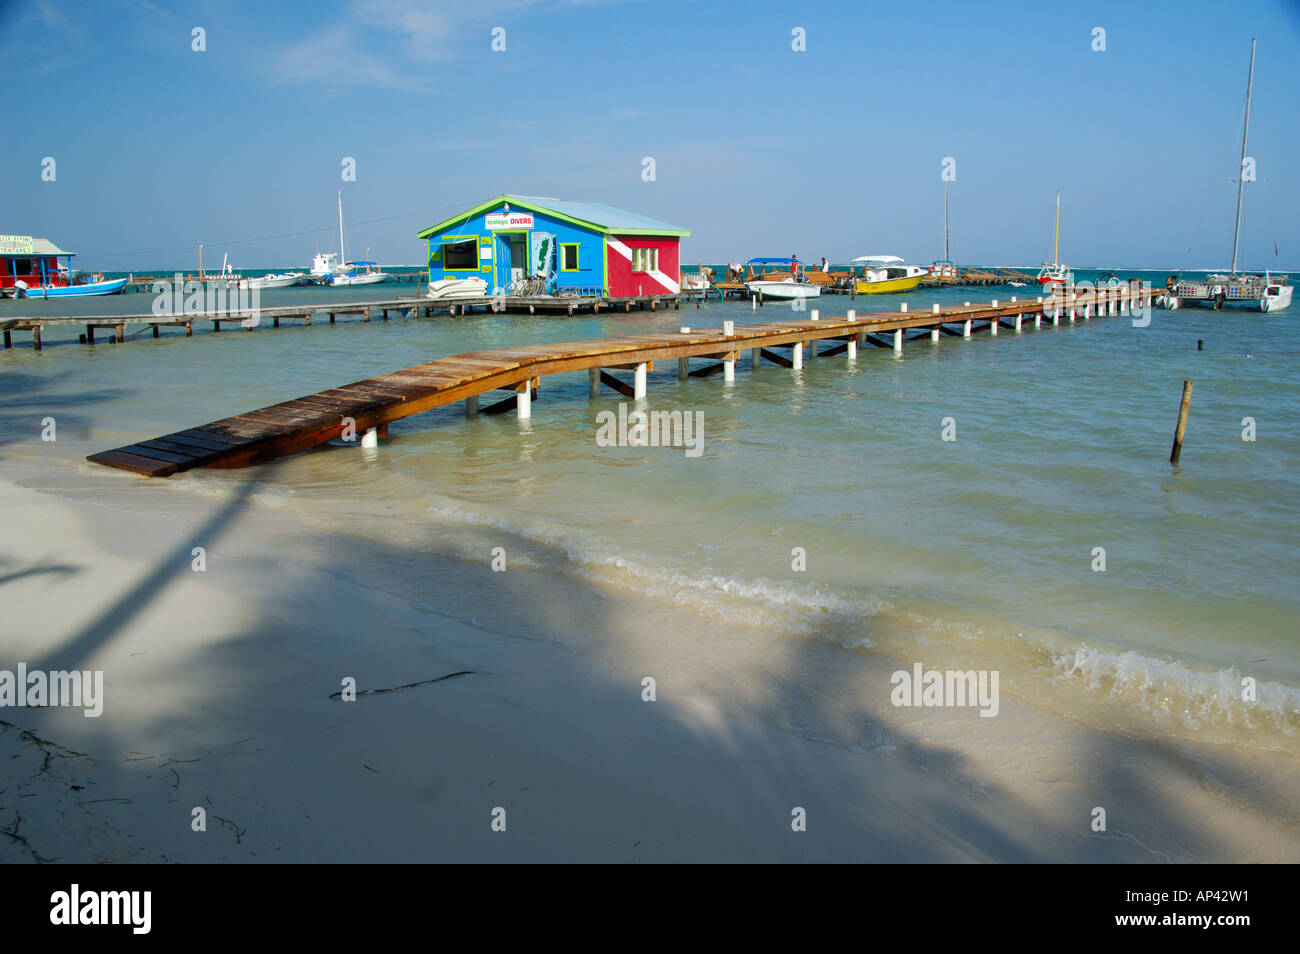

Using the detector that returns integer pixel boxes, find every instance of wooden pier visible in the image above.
[88,285,1158,477]
[0,292,685,350]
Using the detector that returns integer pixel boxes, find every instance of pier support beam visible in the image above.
[931,327,940,343]
[361,427,379,448]
[1015,314,1022,333]
[723,356,735,383]
[751,347,762,370]
[465,395,479,417]
[633,362,647,400]
[990,318,998,336]
[893,330,903,354]
[792,342,803,370]
[963,320,972,339]
[516,384,532,419]
[2,330,9,349]
[678,358,689,380]
[590,367,601,396]
[846,339,857,361]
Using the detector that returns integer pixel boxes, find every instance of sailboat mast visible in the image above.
[1053,190,1060,266]
[338,190,346,265]
[1231,38,1256,275]
[943,181,950,262]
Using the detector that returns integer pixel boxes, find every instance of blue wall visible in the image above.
[425,204,606,293]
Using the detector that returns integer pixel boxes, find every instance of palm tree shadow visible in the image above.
[28,466,271,674]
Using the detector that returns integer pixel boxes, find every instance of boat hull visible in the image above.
[20,278,128,298]
[1164,285,1292,313]
[746,281,821,300]
[853,275,922,295]
[240,274,301,290]
[331,273,389,286]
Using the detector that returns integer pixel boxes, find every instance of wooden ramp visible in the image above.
[88,287,1156,477]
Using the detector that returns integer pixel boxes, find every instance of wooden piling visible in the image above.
[1170,380,1194,464]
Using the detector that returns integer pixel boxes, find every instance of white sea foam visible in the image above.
[1052,644,1300,741]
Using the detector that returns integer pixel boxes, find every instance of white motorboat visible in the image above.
[746,277,822,300]
[425,277,488,300]
[238,271,304,290]
[1163,39,1290,313]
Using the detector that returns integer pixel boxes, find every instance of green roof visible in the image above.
[418,194,689,239]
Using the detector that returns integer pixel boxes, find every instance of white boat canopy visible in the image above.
[852,255,905,264]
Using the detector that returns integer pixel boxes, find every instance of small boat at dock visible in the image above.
[852,256,925,294]
[1163,39,1291,314]
[239,271,305,290]
[1037,191,1069,286]
[743,257,822,299]
[746,277,822,300]
[1,235,127,298]
[331,262,389,286]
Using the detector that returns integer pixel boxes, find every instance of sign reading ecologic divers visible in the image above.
[485,213,535,230]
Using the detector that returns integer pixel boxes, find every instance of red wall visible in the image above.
[0,256,64,288]
[606,235,680,297]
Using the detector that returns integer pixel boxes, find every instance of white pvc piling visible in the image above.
[792,342,803,370]
[633,362,647,400]
[361,427,378,448]
[516,387,531,419]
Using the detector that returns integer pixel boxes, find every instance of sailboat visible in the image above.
[318,192,390,287]
[929,181,957,280]
[1165,39,1291,313]
[1037,191,1069,286]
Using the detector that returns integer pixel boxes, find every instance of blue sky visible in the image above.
[4,0,1298,270]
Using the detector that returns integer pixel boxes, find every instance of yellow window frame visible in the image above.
[561,243,581,272]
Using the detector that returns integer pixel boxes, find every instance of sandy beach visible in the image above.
[3,452,1298,864]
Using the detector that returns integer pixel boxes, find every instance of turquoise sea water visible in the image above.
[2,270,1297,753]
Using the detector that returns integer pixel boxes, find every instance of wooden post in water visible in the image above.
[1170,380,1194,464]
